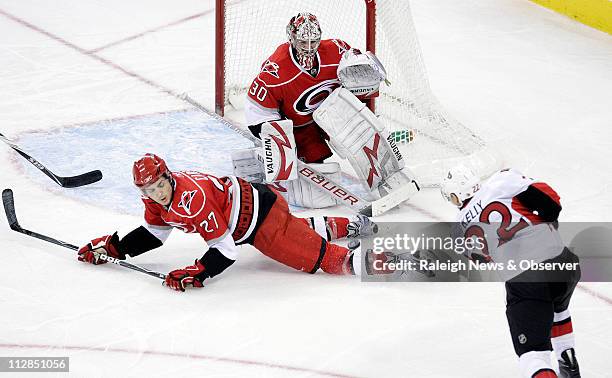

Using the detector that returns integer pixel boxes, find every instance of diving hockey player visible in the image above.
[441,166,581,378]
[235,12,418,210]
[77,154,382,291]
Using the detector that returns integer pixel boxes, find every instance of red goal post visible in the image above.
[215,0,499,186]
[216,0,377,116]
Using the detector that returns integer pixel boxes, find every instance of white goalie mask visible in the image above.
[440,165,480,207]
[287,12,322,71]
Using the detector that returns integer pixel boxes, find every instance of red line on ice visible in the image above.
[0,343,358,378]
[88,10,214,53]
[576,284,612,306]
[0,8,184,100]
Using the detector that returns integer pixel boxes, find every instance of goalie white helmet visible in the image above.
[440,165,480,207]
[287,12,322,71]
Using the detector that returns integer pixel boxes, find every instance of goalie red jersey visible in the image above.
[245,39,351,162]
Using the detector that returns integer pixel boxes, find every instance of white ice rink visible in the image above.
[1,0,611,376]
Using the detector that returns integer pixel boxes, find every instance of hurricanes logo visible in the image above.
[294,79,340,116]
[261,60,280,78]
[178,190,197,215]
[331,39,350,55]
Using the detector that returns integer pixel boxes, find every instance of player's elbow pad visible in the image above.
[199,248,236,278]
[515,185,562,222]
[119,226,164,257]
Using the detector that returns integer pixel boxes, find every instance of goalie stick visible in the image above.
[0,132,103,188]
[2,188,166,280]
[179,94,386,217]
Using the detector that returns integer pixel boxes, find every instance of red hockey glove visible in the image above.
[165,260,207,292]
[78,232,125,265]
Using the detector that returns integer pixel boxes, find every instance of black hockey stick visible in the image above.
[2,188,166,280]
[0,132,102,188]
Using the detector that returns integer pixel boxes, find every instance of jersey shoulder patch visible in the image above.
[321,39,351,56]
[317,39,351,66]
[483,168,533,199]
[256,43,298,84]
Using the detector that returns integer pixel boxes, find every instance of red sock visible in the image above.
[532,369,557,378]
[325,217,349,240]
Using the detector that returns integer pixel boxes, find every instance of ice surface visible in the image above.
[1,0,611,376]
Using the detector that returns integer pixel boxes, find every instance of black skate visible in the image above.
[558,348,580,378]
[347,214,378,238]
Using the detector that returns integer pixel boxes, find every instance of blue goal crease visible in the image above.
[15,109,368,215]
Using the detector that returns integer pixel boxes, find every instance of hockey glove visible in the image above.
[78,232,126,265]
[165,259,207,292]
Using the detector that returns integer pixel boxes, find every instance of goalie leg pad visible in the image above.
[258,120,298,182]
[232,148,264,183]
[276,162,342,209]
[313,88,406,196]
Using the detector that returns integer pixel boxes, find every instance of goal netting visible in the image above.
[217,0,499,186]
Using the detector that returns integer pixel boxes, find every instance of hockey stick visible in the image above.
[0,132,103,188]
[179,94,377,217]
[2,188,166,280]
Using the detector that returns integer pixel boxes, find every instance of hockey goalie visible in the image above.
[234,12,419,210]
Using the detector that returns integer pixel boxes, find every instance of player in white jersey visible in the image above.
[441,167,581,378]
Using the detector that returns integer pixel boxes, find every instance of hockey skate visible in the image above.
[344,240,394,276]
[558,348,580,378]
[346,214,378,238]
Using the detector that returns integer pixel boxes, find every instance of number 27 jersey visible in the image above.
[141,171,275,259]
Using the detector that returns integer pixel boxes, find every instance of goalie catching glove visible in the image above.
[337,49,387,98]
[78,232,126,265]
[165,259,207,291]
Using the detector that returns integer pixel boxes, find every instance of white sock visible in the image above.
[519,350,555,378]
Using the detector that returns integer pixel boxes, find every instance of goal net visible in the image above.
[216,0,499,186]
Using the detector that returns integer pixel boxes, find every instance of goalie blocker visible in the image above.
[313,87,419,201]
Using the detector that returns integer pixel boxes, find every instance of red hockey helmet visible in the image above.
[132,153,170,188]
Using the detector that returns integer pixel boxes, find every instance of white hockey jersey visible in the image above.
[453,168,565,281]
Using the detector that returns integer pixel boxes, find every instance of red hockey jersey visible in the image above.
[141,171,276,259]
[245,39,351,128]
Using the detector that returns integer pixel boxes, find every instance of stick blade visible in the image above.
[59,170,103,188]
[2,188,20,231]
[371,181,420,216]
[358,205,373,217]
